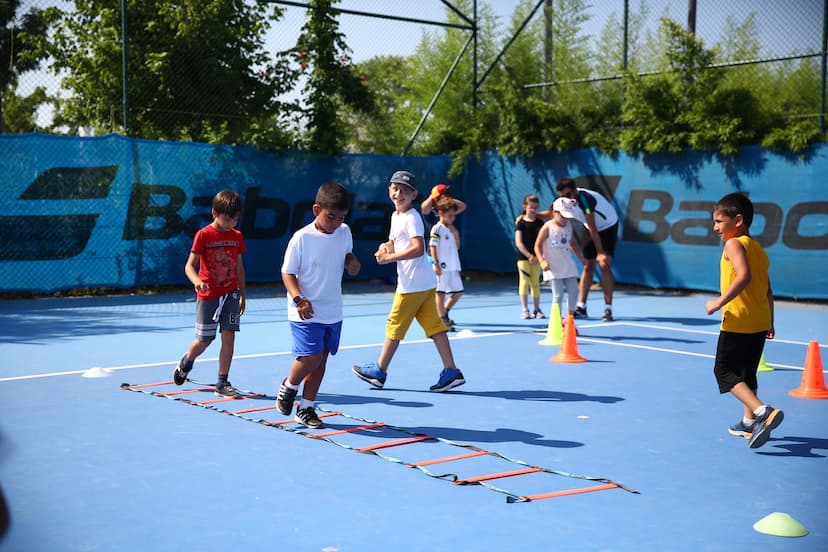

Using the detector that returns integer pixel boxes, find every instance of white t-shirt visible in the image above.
[574,188,618,231]
[390,209,437,293]
[541,220,579,279]
[281,222,353,324]
[428,221,461,272]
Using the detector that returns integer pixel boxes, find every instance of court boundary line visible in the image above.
[3,320,815,382]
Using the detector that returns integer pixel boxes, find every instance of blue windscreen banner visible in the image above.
[1,133,826,299]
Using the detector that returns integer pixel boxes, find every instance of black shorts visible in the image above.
[583,223,618,260]
[713,330,766,394]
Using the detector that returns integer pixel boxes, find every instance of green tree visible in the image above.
[50,0,291,143]
[1,0,55,132]
[287,0,374,156]
[621,18,761,155]
[345,55,418,155]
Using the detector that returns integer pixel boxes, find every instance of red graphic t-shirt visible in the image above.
[191,224,247,300]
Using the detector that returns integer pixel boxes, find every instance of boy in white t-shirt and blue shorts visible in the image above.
[276,182,362,428]
[352,170,466,392]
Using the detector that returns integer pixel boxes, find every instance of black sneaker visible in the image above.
[295,406,323,429]
[173,355,192,385]
[440,316,456,332]
[214,381,241,398]
[601,308,614,321]
[276,379,298,415]
[573,306,588,319]
[748,406,784,449]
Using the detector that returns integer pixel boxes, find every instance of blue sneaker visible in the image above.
[728,420,753,438]
[748,406,784,449]
[352,362,386,389]
[429,368,465,392]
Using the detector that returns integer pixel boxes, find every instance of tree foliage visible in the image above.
[50,0,292,143]
[1,0,56,132]
[8,1,825,159]
[284,0,374,156]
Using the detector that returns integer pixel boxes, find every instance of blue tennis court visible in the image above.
[1,276,826,551]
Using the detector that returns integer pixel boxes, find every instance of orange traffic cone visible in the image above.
[538,303,563,346]
[789,341,828,399]
[550,314,586,363]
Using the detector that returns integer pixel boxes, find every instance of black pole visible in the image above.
[687,0,696,35]
[121,0,130,133]
[821,0,827,132]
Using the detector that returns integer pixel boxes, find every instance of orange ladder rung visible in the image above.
[354,435,433,453]
[157,388,214,397]
[309,423,386,439]
[408,450,489,467]
[452,467,543,485]
[194,393,264,405]
[230,404,279,415]
[516,483,619,502]
[264,412,341,426]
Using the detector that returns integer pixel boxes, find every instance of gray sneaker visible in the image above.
[728,420,753,438]
[214,381,241,398]
[748,406,784,449]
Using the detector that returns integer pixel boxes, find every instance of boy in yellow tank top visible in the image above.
[706,193,781,449]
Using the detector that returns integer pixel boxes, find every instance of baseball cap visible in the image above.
[389,170,417,193]
[552,197,583,222]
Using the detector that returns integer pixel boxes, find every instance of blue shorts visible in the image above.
[289,321,342,358]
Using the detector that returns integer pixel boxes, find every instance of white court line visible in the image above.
[577,337,804,370]
[613,321,823,347]
[0,331,515,382]
[2,322,816,383]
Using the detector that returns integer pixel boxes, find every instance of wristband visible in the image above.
[292,294,306,305]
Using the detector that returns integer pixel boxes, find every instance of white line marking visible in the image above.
[4,321,817,382]
[0,331,515,382]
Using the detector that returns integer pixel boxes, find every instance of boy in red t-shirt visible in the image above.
[173,189,247,397]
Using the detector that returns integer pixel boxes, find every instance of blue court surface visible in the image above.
[1,275,826,552]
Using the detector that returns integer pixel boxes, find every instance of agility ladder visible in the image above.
[121,379,638,503]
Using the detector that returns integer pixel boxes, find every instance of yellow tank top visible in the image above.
[720,235,771,333]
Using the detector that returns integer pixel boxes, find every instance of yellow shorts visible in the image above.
[386,289,448,341]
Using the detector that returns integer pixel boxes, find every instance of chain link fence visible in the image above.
[5,0,826,139]
[2,1,826,294]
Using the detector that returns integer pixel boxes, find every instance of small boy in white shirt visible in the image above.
[429,196,464,331]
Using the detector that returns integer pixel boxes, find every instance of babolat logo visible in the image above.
[0,166,118,260]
